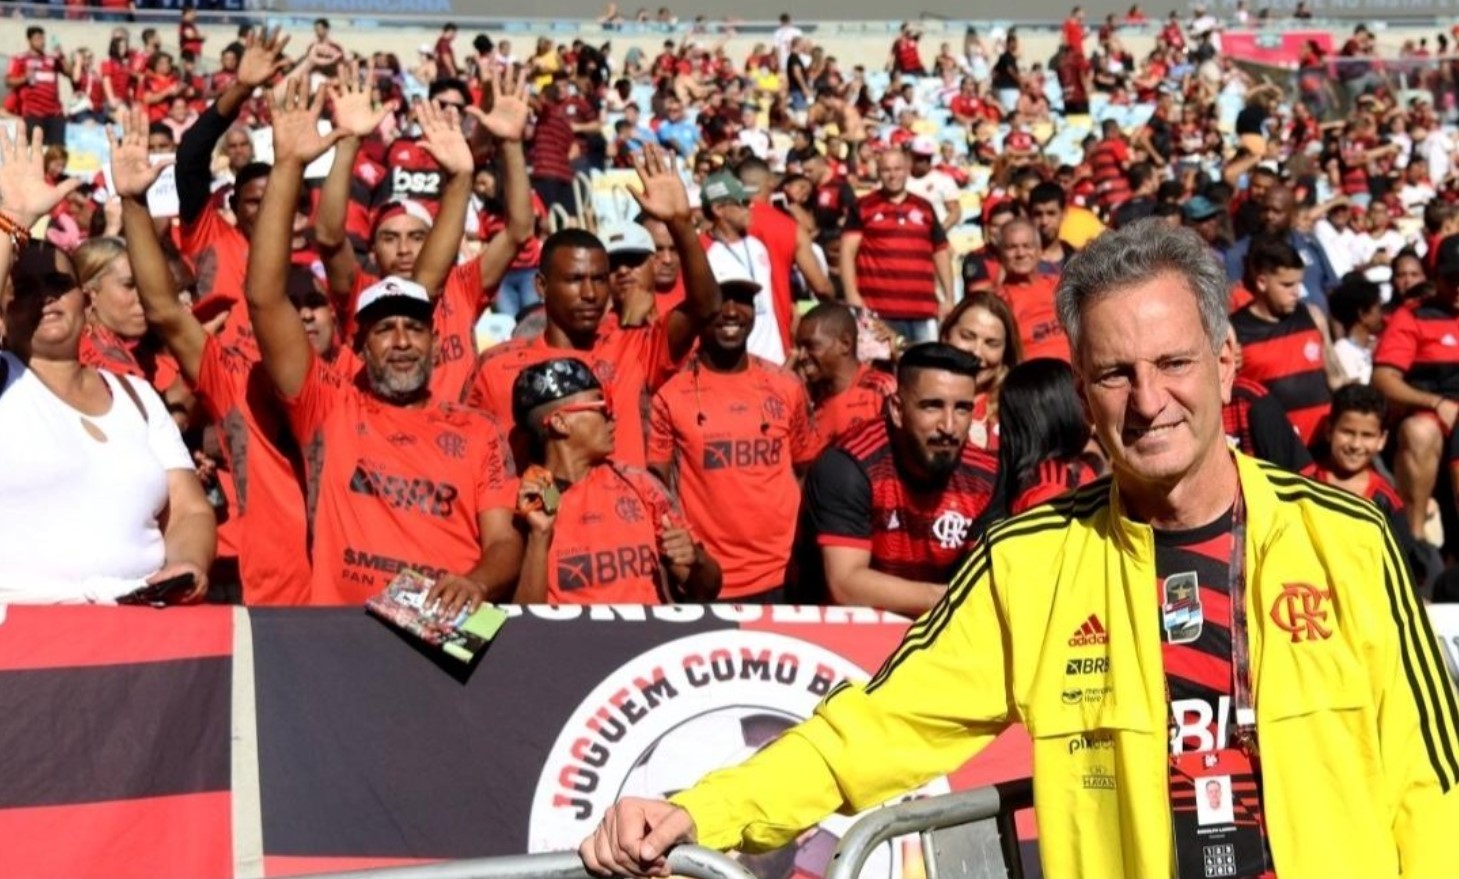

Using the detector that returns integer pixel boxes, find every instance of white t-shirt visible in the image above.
[1333,337,1373,385]
[706,236,783,364]
[773,24,803,70]
[1314,219,1362,279]
[0,354,194,603]
[907,169,961,225]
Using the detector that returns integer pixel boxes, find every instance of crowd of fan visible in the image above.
[3,6,1459,612]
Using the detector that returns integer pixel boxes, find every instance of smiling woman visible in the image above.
[0,124,215,604]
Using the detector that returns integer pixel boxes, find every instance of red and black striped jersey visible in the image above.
[1231,305,1331,446]
[1372,297,1459,398]
[796,417,996,601]
[1221,377,1312,472]
[844,190,948,321]
[1088,137,1131,209]
[1012,455,1102,514]
[1157,507,1237,756]
[1301,464,1405,518]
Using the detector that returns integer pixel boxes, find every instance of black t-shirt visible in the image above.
[1235,105,1269,138]
[992,52,1021,90]
[787,53,810,97]
[1112,196,1157,229]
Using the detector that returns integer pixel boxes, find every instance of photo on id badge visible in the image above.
[1162,571,1203,644]
[1196,775,1235,827]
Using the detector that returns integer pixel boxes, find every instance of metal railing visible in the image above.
[826,779,1034,879]
[302,844,756,879]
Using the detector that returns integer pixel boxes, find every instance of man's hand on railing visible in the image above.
[579,797,698,878]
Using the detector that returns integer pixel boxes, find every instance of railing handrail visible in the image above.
[300,844,755,879]
[824,779,1034,879]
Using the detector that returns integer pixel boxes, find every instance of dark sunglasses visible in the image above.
[608,251,652,271]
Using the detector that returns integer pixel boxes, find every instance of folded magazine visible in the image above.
[366,569,508,663]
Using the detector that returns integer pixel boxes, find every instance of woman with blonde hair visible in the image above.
[939,291,1022,450]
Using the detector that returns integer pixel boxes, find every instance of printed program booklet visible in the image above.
[366,570,508,663]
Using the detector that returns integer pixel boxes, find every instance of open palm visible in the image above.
[271,76,346,166]
[237,26,292,90]
[629,143,690,223]
[416,99,473,177]
[0,124,80,226]
[467,64,531,142]
[333,59,388,137]
[107,106,172,198]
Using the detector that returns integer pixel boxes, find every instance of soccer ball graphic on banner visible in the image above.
[618,707,902,879]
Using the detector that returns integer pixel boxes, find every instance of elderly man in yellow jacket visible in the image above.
[579,220,1459,879]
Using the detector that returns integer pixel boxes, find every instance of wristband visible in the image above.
[0,210,32,247]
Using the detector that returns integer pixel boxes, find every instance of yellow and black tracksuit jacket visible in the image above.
[673,453,1459,878]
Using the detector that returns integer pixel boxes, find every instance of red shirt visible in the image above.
[845,191,948,321]
[1231,305,1331,445]
[525,464,688,604]
[478,193,547,270]
[1373,297,1459,398]
[140,72,179,122]
[999,275,1070,362]
[813,364,896,445]
[649,356,823,598]
[8,51,64,118]
[100,57,131,105]
[283,353,515,605]
[182,199,259,362]
[190,336,317,604]
[528,101,576,183]
[465,321,681,469]
[748,201,799,355]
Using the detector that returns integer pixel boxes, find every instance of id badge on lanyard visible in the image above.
[1168,488,1273,879]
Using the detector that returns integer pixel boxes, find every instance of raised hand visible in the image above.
[0,124,81,227]
[415,98,473,178]
[107,105,173,199]
[465,63,530,142]
[269,75,348,167]
[627,143,691,224]
[331,58,387,137]
[237,25,292,90]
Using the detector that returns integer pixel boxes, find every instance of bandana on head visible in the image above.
[511,357,602,427]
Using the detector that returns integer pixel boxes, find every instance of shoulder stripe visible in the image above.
[1270,478,1459,790]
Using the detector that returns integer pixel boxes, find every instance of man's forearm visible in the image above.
[513,531,552,603]
[463,534,525,603]
[829,567,945,618]
[670,547,721,603]
[671,215,720,323]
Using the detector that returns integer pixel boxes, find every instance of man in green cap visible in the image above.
[701,170,784,364]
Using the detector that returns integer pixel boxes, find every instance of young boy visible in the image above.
[1303,383,1439,596]
[1327,277,1383,384]
[1230,236,1344,446]
[1302,383,1402,518]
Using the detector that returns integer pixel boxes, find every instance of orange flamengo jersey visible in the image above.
[530,464,688,603]
[999,275,1070,362]
[814,364,896,445]
[282,353,515,605]
[649,357,823,599]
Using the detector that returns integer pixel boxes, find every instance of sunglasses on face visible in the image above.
[547,398,614,425]
[608,251,652,271]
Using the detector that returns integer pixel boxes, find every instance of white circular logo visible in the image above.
[1303,340,1321,363]
[932,510,971,550]
[527,629,949,878]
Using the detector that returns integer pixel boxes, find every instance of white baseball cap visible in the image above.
[354,275,435,329]
[909,135,938,156]
[599,221,656,256]
[706,246,761,295]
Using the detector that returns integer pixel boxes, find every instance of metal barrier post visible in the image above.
[301,845,755,879]
[824,780,1033,879]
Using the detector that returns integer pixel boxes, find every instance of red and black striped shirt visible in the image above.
[1372,297,1459,398]
[798,417,996,599]
[1221,377,1312,472]
[1231,305,1331,446]
[1158,508,1237,756]
[845,190,948,321]
[1088,137,1131,210]
[1012,455,1101,514]
[528,100,576,183]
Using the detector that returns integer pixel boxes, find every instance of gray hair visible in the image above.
[1055,218,1230,358]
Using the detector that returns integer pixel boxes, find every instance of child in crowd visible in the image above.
[1302,383,1402,517]
[1327,277,1384,384]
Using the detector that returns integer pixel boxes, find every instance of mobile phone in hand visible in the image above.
[117,573,196,607]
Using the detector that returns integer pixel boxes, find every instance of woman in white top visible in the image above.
[0,124,214,604]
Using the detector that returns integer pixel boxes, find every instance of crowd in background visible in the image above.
[4,3,1459,610]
